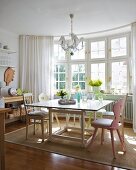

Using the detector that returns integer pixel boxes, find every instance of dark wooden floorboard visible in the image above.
[5,121,127,170]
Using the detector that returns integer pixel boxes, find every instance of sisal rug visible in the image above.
[5,124,136,170]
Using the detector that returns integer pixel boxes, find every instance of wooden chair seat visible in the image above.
[28,110,48,117]
[92,118,113,127]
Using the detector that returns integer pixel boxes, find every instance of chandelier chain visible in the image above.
[70,14,73,34]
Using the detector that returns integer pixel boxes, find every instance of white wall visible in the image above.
[0,27,19,88]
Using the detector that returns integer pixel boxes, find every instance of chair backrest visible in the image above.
[23,93,33,114]
[39,93,49,102]
[111,94,127,128]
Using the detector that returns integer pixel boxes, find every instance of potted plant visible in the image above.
[56,90,67,99]
[88,79,102,87]
[88,79,102,93]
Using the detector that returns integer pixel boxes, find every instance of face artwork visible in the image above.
[4,67,15,86]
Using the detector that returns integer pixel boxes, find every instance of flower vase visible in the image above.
[92,86,100,93]
[92,86,101,100]
[76,92,81,103]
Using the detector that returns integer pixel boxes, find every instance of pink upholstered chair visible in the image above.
[88,97,126,158]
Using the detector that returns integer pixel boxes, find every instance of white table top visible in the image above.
[27,99,113,112]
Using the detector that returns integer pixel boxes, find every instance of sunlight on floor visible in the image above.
[37,138,48,143]
[125,134,136,145]
[117,151,125,155]
[133,148,136,151]
[52,127,60,132]
[37,138,43,143]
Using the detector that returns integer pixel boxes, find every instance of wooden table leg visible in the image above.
[0,112,5,170]
[81,111,85,147]
[49,109,52,141]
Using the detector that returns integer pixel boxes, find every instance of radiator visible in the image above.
[104,95,133,122]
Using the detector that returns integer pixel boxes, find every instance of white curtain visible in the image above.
[131,23,136,132]
[19,35,54,101]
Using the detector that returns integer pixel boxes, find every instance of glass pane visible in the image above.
[54,44,65,60]
[71,42,85,60]
[72,82,78,88]
[72,73,78,81]
[91,64,98,73]
[72,65,78,72]
[59,65,65,72]
[59,82,65,89]
[55,65,58,72]
[111,61,127,93]
[99,51,105,58]
[79,64,85,72]
[79,73,85,81]
[120,37,126,48]
[91,63,105,90]
[91,42,97,51]
[55,73,58,81]
[59,73,65,81]
[71,64,85,90]
[111,37,127,57]
[54,64,66,90]
[56,82,58,89]
[91,41,105,59]
[79,82,85,89]
[99,41,105,50]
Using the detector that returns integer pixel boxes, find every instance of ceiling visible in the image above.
[0,0,136,36]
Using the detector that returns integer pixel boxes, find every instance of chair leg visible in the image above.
[66,114,69,127]
[74,114,76,126]
[89,128,98,148]
[46,120,49,133]
[116,129,126,152]
[41,119,44,142]
[110,129,116,158]
[33,119,36,135]
[87,113,92,128]
[54,113,61,129]
[26,117,29,140]
[101,128,104,145]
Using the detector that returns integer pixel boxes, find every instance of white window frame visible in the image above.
[108,33,130,93]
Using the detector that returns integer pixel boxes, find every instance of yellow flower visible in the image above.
[88,79,102,87]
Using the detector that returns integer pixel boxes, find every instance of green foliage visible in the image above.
[56,90,67,98]
[75,84,80,89]
[88,79,102,87]
[16,88,28,95]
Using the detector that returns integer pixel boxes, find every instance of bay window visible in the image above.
[53,33,130,94]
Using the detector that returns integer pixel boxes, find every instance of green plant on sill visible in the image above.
[75,84,81,91]
[88,79,102,87]
[56,90,67,99]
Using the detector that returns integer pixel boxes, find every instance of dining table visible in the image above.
[26,99,113,147]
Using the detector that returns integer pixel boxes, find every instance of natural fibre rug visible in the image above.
[5,125,136,170]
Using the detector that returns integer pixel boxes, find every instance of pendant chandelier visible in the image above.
[59,14,84,55]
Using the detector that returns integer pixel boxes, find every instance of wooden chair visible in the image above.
[88,97,127,158]
[39,93,61,128]
[23,93,49,142]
